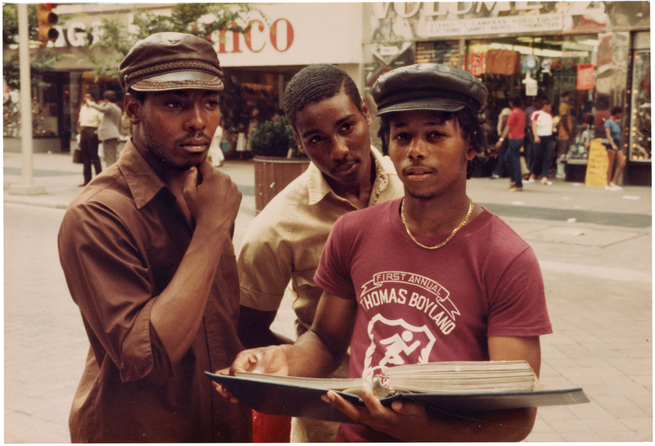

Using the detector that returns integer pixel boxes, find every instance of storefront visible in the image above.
[206,2,363,156]
[4,3,364,156]
[362,1,651,185]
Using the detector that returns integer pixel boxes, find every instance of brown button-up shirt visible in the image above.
[58,141,251,442]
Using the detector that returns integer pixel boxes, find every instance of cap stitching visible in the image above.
[131,78,224,91]
[125,61,223,87]
[377,90,480,110]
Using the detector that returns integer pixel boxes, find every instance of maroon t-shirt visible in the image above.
[508,107,526,139]
[315,198,551,442]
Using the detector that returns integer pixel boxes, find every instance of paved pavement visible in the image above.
[4,151,652,442]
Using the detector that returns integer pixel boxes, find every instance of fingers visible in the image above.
[321,391,365,423]
[230,349,262,374]
[183,166,199,193]
[390,399,426,417]
[212,381,239,404]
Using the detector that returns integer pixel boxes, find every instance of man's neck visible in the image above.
[402,189,478,238]
[325,153,375,210]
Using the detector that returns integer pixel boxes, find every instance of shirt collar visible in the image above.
[306,146,393,206]
[118,140,168,209]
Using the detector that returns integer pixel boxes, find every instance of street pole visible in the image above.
[9,3,46,196]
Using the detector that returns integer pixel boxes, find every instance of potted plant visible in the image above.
[249,115,310,212]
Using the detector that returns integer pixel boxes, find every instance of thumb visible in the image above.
[391,400,424,416]
[184,166,198,192]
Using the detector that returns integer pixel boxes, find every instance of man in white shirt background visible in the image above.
[77,93,103,186]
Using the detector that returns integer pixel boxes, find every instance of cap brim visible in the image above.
[130,70,224,92]
[377,97,466,115]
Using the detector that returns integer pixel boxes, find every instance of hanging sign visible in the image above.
[585,139,609,187]
[469,53,485,76]
[576,63,595,90]
[523,71,538,96]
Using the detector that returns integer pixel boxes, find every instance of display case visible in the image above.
[629,50,651,162]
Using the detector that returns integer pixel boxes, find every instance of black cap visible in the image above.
[372,64,487,115]
[119,32,224,93]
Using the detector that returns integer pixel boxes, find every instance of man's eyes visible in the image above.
[161,99,219,109]
[341,122,354,132]
[392,132,411,142]
[427,131,445,139]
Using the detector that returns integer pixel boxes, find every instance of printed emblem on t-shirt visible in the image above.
[362,314,436,380]
[358,271,461,380]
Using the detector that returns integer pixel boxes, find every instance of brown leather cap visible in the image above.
[119,32,224,93]
[372,64,487,115]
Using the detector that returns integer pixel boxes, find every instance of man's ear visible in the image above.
[124,94,143,125]
[292,128,305,154]
[360,98,373,126]
[466,146,478,161]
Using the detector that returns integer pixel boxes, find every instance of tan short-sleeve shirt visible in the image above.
[238,147,404,337]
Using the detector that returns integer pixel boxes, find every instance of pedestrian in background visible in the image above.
[208,114,225,167]
[76,93,102,186]
[58,32,251,443]
[557,91,573,161]
[524,96,543,174]
[604,106,626,191]
[529,99,554,185]
[490,99,510,179]
[87,90,122,166]
[495,95,525,191]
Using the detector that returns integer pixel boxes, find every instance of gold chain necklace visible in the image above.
[400,198,474,250]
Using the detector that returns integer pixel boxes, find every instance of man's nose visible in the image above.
[407,137,426,159]
[185,104,206,132]
[331,136,350,161]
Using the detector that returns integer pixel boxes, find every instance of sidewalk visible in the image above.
[4,151,651,216]
[4,151,653,442]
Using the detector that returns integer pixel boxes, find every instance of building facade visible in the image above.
[3,3,363,156]
[362,1,650,185]
[4,2,650,185]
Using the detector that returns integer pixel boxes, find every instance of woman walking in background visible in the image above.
[604,106,626,191]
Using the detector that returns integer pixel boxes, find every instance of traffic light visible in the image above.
[37,4,59,44]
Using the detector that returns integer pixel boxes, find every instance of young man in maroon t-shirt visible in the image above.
[218,64,551,442]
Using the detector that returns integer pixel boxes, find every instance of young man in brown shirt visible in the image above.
[58,33,251,442]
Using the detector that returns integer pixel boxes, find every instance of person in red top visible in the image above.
[495,95,525,191]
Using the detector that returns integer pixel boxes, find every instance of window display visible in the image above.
[629,50,651,161]
[465,35,625,164]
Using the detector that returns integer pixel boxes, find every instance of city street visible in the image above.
[4,152,652,442]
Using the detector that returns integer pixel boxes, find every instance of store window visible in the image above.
[629,50,651,162]
[466,35,608,161]
[4,73,61,139]
[415,41,460,66]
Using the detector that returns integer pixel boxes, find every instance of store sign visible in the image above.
[366,1,617,41]
[216,18,294,54]
[469,53,484,77]
[585,139,609,187]
[217,3,362,67]
[576,63,595,90]
[426,13,563,37]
